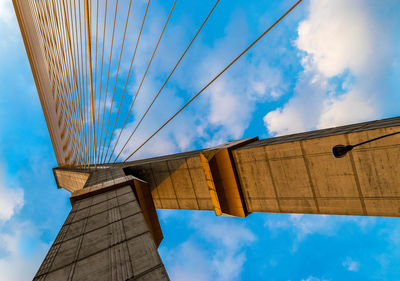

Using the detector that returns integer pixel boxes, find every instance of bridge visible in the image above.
[12,0,400,280]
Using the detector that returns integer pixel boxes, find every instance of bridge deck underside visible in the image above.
[54,117,400,217]
[128,117,400,217]
[234,126,400,216]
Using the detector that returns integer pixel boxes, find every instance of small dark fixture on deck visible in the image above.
[332,131,400,158]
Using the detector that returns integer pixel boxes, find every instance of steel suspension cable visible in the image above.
[78,0,90,166]
[105,0,176,163]
[63,0,87,166]
[82,1,92,166]
[83,1,90,166]
[93,0,99,161]
[99,0,150,163]
[47,0,84,165]
[112,0,220,162]
[98,0,119,163]
[50,0,85,165]
[99,0,133,164]
[62,0,90,165]
[67,0,84,166]
[41,0,83,165]
[30,0,65,164]
[96,0,108,163]
[50,0,82,166]
[65,0,86,167]
[85,0,97,168]
[122,0,303,162]
[59,0,81,166]
[35,0,77,165]
[74,0,85,160]
[39,0,82,165]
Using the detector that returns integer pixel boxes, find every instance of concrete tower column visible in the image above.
[33,177,169,281]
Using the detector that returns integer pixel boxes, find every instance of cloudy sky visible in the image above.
[1,0,400,280]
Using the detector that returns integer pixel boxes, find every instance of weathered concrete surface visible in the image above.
[53,169,90,193]
[130,116,400,217]
[54,116,400,217]
[33,184,169,281]
[233,121,400,216]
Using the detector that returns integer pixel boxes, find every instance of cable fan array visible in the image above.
[28,0,302,168]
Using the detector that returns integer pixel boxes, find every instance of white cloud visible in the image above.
[265,213,375,251]
[264,68,329,135]
[0,221,49,281]
[317,90,377,129]
[342,257,360,272]
[0,0,18,53]
[296,0,374,78]
[189,14,288,144]
[108,3,288,160]
[0,167,48,281]
[0,170,23,222]
[0,2,55,278]
[264,0,400,135]
[288,214,334,239]
[0,186,23,222]
[0,0,14,27]
[112,125,177,160]
[193,216,256,251]
[161,213,256,281]
[194,218,256,281]
[265,214,342,247]
[302,276,331,281]
[166,241,213,281]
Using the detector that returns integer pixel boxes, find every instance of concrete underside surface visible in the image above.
[124,116,400,217]
[54,116,400,218]
[33,185,169,281]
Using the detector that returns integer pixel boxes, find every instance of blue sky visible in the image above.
[1,0,400,280]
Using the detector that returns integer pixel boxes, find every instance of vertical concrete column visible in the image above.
[33,185,169,281]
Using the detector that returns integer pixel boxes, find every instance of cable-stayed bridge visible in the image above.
[12,0,400,280]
